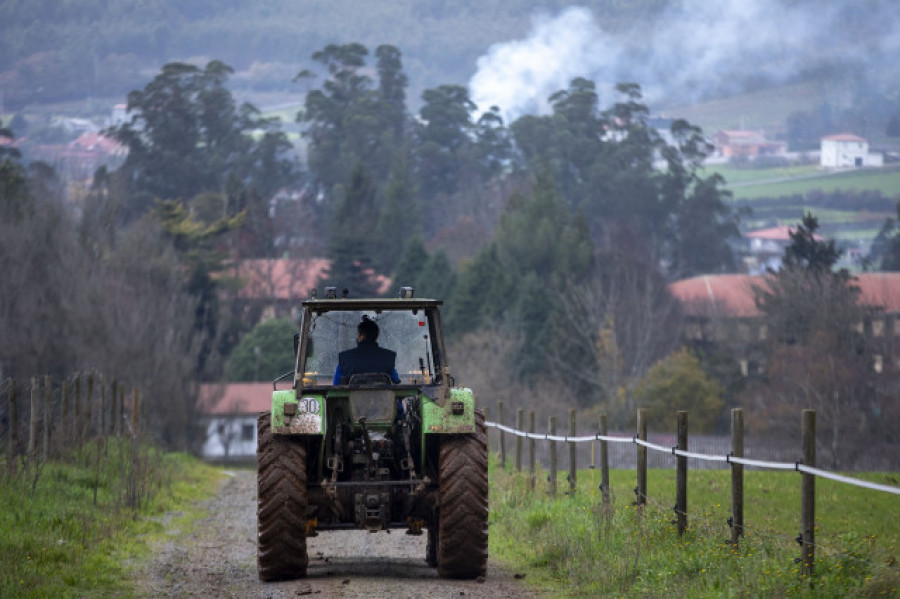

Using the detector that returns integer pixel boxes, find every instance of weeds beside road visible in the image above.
[0,441,222,598]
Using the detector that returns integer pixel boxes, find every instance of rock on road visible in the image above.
[135,469,540,598]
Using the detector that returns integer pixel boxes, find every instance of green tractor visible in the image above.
[257,287,488,581]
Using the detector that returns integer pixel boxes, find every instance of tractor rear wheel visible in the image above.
[436,409,488,578]
[257,412,308,581]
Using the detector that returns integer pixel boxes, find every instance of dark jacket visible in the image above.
[334,340,400,384]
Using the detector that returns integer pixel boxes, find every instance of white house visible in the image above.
[743,224,824,274]
[820,133,883,169]
[198,382,272,461]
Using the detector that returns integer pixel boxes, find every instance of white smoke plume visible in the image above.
[469,0,900,122]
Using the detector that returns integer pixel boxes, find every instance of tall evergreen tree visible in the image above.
[392,236,429,292]
[111,61,293,204]
[321,164,381,297]
[750,213,874,465]
[373,156,420,273]
[416,84,476,198]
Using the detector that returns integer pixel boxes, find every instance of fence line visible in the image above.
[2,373,142,476]
[486,405,899,578]
[485,419,900,496]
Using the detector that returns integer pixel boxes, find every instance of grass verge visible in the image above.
[489,462,899,597]
[0,440,224,598]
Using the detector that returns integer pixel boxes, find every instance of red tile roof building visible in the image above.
[669,272,900,375]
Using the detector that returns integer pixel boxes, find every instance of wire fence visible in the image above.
[485,404,899,578]
[485,419,900,496]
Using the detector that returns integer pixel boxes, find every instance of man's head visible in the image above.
[357,316,379,342]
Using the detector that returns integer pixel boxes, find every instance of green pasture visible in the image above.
[724,167,900,201]
[705,164,821,186]
[489,462,899,597]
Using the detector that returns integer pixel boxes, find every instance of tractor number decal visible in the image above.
[289,396,322,434]
[297,396,320,414]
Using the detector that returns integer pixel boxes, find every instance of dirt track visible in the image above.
[135,469,540,598]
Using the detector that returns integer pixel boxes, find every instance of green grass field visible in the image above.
[0,442,223,598]
[725,167,900,201]
[490,462,899,597]
[704,164,822,186]
[698,164,900,245]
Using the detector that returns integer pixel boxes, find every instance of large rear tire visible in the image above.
[257,412,308,581]
[436,409,488,579]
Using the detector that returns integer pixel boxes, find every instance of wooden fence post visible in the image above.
[7,379,17,476]
[515,408,523,472]
[483,406,490,456]
[731,408,744,546]
[568,409,577,495]
[131,388,140,434]
[599,414,610,506]
[73,374,81,445]
[528,411,535,491]
[498,401,506,470]
[548,416,557,497]
[116,383,124,437]
[85,373,94,440]
[110,380,119,438]
[801,409,816,577]
[61,380,69,449]
[636,408,647,506]
[676,411,688,536]
[42,375,51,461]
[28,377,38,456]
[99,378,106,437]
[109,378,118,438]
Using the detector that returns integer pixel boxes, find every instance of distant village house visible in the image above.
[198,382,271,461]
[820,133,883,169]
[742,225,824,275]
[714,130,786,159]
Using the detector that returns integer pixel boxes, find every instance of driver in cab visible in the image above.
[333,316,401,385]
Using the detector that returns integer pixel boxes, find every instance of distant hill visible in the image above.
[0,0,664,111]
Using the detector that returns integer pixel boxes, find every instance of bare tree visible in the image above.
[543,250,682,426]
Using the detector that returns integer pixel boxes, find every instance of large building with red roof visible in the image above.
[669,272,900,375]
[230,258,392,322]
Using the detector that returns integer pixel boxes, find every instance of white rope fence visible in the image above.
[485,420,900,496]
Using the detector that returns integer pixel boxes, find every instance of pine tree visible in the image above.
[374,156,420,273]
[321,163,381,297]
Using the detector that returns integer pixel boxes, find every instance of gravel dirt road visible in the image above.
[135,469,542,598]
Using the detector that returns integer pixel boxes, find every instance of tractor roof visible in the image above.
[302,298,443,313]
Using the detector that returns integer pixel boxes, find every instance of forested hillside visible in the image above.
[0,0,664,109]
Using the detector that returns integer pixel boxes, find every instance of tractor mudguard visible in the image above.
[422,387,476,434]
[272,389,325,435]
